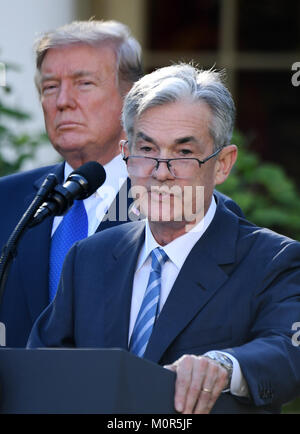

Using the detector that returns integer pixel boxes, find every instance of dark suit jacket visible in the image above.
[0,163,243,348]
[0,162,133,347]
[27,196,300,413]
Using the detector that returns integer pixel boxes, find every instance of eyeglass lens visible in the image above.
[126,157,199,179]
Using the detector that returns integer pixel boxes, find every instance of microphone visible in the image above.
[30,161,106,227]
[0,173,59,305]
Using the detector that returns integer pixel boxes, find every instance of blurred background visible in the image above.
[0,0,300,412]
[1,0,300,175]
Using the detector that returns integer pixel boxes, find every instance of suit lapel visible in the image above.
[18,163,64,322]
[144,201,239,363]
[96,177,134,232]
[103,222,146,350]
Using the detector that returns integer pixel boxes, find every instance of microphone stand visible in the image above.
[0,174,58,306]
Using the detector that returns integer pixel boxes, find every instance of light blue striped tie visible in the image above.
[130,247,169,358]
[49,200,88,302]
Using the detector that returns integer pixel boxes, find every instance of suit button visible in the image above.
[259,385,273,401]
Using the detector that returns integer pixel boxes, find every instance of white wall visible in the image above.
[0,0,78,169]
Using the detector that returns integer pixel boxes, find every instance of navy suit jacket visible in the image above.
[0,163,242,348]
[0,162,134,347]
[28,196,300,412]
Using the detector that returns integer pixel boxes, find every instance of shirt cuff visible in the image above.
[220,351,249,397]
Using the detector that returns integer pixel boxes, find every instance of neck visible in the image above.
[148,197,213,245]
[65,146,120,169]
[63,129,126,169]
[149,216,202,246]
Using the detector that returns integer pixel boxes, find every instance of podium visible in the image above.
[0,347,275,414]
[0,348,176,414]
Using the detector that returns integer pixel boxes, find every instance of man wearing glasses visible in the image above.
[28,63,300,414]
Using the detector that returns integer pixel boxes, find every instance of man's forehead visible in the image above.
[131,102,212,149]
[40,43,117,75]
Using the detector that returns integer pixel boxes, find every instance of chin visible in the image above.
[140,195,184,223]
[54,136,87,152]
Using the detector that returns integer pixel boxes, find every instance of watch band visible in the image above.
[204,351,233,390]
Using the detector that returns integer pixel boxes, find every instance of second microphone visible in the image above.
[30,161,106,227]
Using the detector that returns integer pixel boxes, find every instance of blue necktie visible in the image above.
[49,200,88,302]
[130,247,169,358]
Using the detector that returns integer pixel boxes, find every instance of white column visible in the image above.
[0,0,78,168]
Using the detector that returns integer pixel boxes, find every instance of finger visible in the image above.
[191,359,218,414]
[163,363,177,372]
[173,355,194,413]
[183,356,208,414]
[194,362,228,414]
[207,365,229,410]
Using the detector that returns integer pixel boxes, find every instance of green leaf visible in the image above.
[0,105,31,120]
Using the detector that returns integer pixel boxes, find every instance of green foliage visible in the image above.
[219,132,300,413]
[282,397,300,414]
[218,131,300,241]
[0,61,48,177]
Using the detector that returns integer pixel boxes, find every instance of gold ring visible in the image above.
[202,387,212,393]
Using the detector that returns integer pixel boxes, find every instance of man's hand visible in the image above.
[164,354,229,414]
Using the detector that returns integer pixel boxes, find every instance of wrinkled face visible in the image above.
[123,100,223,228]
[40,43,125,165]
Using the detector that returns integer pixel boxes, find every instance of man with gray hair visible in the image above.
[28,63,300,413]
[0,20,143,347]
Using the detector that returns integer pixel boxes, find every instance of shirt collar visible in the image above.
[136,196,217,271]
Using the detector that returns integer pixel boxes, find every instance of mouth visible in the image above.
[148,186,182,200]
[56,122,83,130]
[149,190,173,201]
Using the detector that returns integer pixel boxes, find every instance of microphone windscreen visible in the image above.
[70,161,106,197]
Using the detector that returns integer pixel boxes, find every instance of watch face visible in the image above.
[206,352,233,372]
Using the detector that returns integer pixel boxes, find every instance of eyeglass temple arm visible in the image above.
[200,147,223,164]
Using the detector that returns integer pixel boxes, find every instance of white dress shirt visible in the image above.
[129,197,248,397]
[51,154,128,236]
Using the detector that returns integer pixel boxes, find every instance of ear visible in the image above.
[119,139,129,157]
[214,145,237,186]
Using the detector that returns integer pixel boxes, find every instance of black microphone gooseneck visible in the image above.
[30,161,106,227]
[0,173,58,305]
[0,161,106,307]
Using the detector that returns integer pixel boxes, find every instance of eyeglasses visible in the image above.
[122,145,222,179]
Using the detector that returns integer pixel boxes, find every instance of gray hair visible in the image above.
[122,63,235,150]
[34,19,143,94]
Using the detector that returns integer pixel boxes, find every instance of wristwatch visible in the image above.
[204,351,233,390]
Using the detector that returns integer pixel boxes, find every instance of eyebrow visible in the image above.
[41,70,97,82]
[136,132,199,146]
[136,132,156,144]
[174,136,198,145]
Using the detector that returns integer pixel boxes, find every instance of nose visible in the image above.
[56,82,76,110]
[152,160,175,181]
